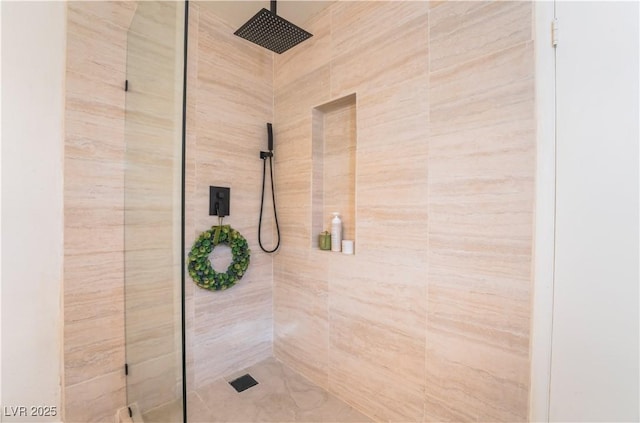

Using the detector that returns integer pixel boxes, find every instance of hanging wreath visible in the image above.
[188,225,250,291]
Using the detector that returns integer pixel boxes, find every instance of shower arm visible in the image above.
[271,0,276,14]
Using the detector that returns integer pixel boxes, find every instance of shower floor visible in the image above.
[142,357,371,422]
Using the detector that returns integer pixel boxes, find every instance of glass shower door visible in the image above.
[124,2,185,421]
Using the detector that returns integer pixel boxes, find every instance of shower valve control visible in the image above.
[209,186,230,217]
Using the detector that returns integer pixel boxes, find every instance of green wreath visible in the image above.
[188,225,250,291]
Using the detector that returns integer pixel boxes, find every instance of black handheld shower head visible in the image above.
[234,0,313,54]
[267,122,273,152]
[260,122,274,159]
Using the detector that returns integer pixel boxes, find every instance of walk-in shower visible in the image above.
[48,0,548,421]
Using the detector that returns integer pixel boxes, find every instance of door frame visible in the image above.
[530,1,556,421]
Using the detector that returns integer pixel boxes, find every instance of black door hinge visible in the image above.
[125,363,129,375]
[125,80,129,92]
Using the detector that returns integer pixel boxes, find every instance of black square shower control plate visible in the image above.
[229,374,258,393]
[209,186,230,217]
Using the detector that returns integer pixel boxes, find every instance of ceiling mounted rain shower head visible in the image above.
[234,0,313,54]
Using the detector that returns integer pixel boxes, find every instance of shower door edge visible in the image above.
[180,1,190,423]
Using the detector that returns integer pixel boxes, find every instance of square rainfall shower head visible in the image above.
[234,8,313,54]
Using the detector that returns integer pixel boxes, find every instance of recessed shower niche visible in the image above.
[312,93,357,249]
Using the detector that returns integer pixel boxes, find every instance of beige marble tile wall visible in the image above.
[425,2,534,421]
[273,1,535,422]
[124,1,184,414]
[185,3,275,390]
[64,2,136,421]
[274,2,430,421]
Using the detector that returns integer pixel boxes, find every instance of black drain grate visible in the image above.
[229,374,259,393]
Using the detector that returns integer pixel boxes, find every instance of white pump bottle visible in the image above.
[331,212,342,252]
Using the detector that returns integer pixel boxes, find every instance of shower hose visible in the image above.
[258,153,281,253]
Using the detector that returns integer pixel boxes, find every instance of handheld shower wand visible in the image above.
[258,123,280,253]
[260,124,273,159]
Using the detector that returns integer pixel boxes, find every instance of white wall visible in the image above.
[1,2,66,420]
[549,1,639,421]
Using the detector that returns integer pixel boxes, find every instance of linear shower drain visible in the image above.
[229,374,258,393]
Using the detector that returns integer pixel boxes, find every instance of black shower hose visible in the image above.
[258,154,281,253]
